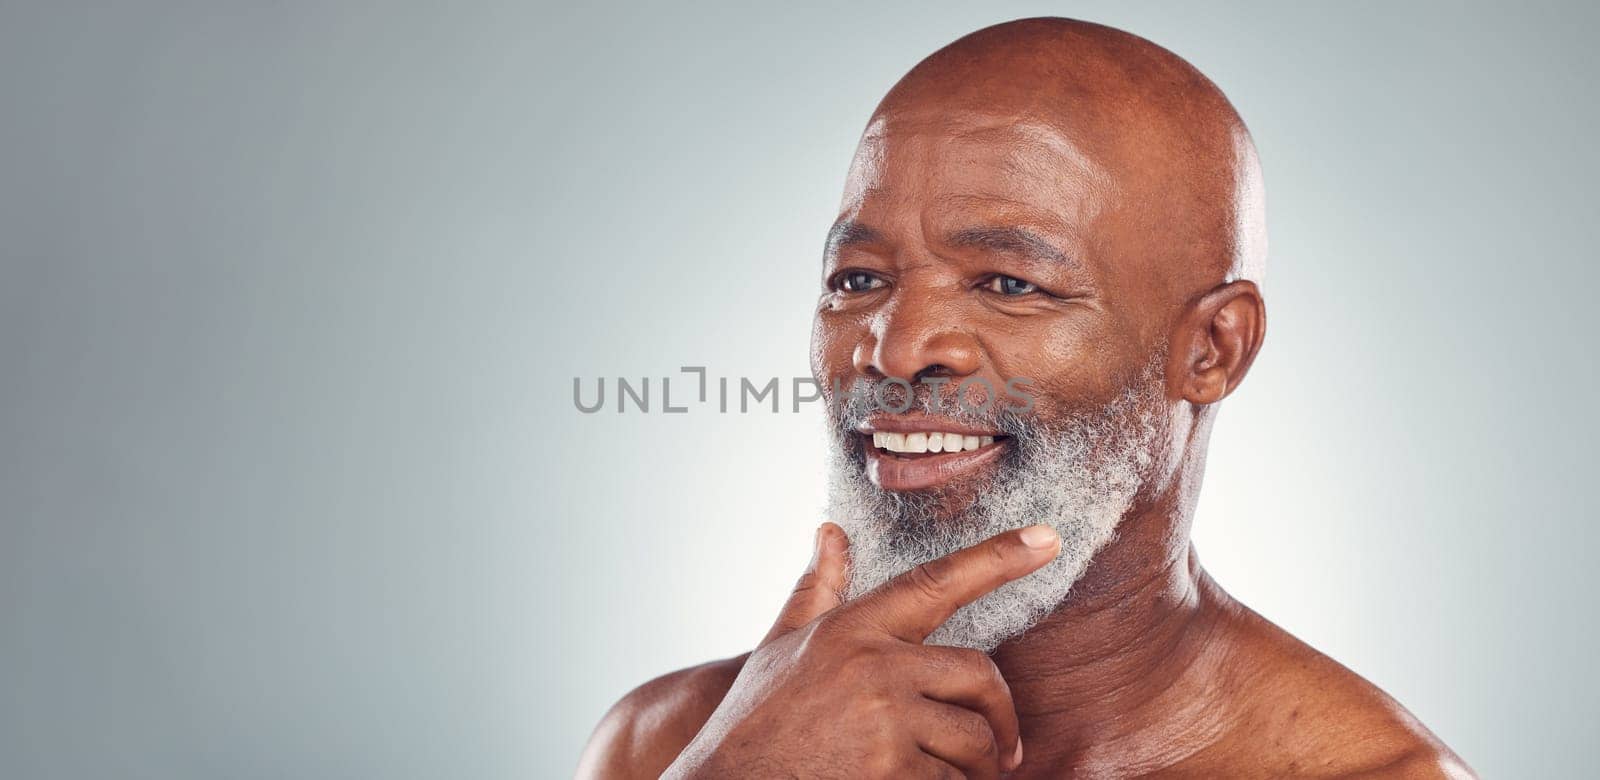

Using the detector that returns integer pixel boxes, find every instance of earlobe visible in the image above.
[1176,281,1266,406]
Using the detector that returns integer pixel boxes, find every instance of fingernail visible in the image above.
[1020,524,1058,549]
[1011,737,1024,768]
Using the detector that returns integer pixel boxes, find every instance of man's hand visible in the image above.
[663,522,1061,779]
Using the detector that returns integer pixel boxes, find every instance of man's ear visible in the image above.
[1173,280,1266,405]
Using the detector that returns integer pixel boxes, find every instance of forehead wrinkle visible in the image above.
[877,109,1113,187]
[843,115,1118,278]
[940,225,1080,270]
[849,111,1114,204]
[886,115,1118,240]
[839,116,891,212]
[925,192,1092,267]
[946,115,1112,186]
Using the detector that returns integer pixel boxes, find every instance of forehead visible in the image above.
[840,110,1116,234]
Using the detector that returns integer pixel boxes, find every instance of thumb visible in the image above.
[763,522,849,643]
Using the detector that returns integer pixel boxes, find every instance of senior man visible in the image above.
[580,17,1471,779]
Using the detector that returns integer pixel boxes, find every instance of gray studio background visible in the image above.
[3,1,1595,777]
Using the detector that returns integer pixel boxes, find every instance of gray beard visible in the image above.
[824,359,1168,652]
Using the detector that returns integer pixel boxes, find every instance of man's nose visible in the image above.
[852,300,982,383]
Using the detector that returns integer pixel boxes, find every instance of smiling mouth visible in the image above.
[869,431,1003,455]
[859,430,1011,491]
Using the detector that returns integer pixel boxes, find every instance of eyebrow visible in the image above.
[823,220,1078,269]
[823,219,884,259]
[945,225,1076,267]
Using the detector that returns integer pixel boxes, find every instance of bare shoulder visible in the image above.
[575,653,749,779]
[1196,594,1476,778]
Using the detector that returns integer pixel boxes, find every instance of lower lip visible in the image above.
[863,436,1008,492]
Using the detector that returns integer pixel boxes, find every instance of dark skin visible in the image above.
[579,18,1474,779]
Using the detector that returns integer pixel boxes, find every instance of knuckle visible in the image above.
[987,535,1014,565]
[972,654,1010,695]
[838,644,887,678]
[906,561,950,603]
[852,691,896,719]
[976,655,1007,690]
[863,751,900,778]
[949,708,993,744]
[948,647,1004,687]
[804,613,855,649]
[972,728,999,758]
[802,614,838,643]
[789,570,820,595]
[790,617,857,665]
[788,621,827,659]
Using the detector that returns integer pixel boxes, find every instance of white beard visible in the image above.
[825,360,1168,652]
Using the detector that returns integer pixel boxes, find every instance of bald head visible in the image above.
[852,17,1265,298]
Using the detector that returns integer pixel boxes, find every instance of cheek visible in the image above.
[810,312,862,387]
[986,316,1135,414]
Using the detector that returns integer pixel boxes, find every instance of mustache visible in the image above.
[826,381,1051,490]
[828,379,1038,437]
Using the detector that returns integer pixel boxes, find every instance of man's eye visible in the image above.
[838,271,886,292]
[987,275,1039,296]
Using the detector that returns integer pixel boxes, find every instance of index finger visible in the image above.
[851,524,1061,642]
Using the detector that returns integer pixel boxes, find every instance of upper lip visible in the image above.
[855,415,1002,437]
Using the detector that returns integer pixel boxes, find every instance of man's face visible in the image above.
[811,108,1177,650]
[812,109,1178,494]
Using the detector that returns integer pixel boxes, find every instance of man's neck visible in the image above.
[990,534,1236,772]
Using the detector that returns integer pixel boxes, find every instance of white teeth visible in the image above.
[872,432,1000,454]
